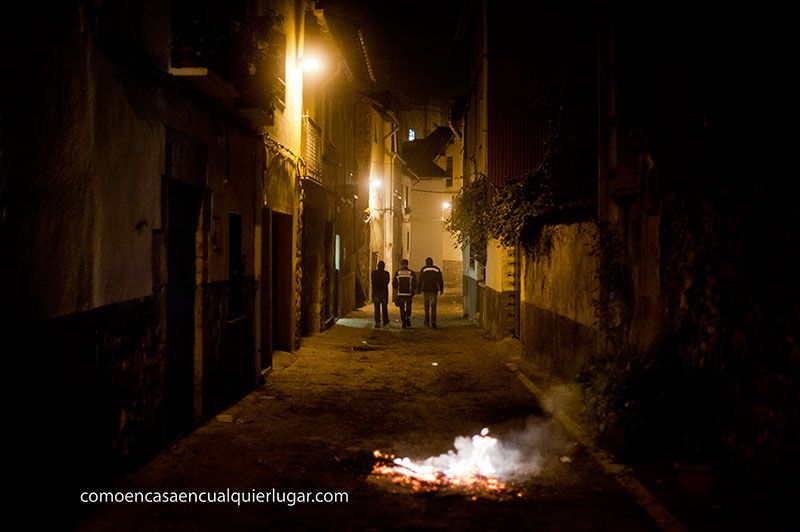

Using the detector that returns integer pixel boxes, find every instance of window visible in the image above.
[272,32,287,110]
[335,234,341,270]
[408,128,415,141]
[301,116,322,181]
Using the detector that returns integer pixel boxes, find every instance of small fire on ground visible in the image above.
[371,428,523,499]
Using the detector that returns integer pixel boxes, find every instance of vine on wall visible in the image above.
[443,175,488,265]
[445,71,589,258]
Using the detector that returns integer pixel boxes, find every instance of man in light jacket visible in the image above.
[392,259,417,328]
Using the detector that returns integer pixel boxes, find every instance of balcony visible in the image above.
[169,9,282,124]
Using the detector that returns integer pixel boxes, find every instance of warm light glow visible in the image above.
[442,201,451,209]
[370,427,518,498]
[369,178,383,218]
[301,57,321,71]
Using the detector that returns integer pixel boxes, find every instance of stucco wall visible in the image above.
[4,1,277,491]
[520,222,599,379]
[409,179,459,271]
[11,19,162,319]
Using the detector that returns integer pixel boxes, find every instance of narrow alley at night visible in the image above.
[2,0,798,530]
[77,294,666,531]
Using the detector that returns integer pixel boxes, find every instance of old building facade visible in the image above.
[1,0,385,504]
[454,0,799,488]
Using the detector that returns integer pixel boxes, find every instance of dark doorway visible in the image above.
[260,208,273,371]
[167,179,202,438]
[271,212,293,352]
[324,221,334,324]
[228,213,244,319]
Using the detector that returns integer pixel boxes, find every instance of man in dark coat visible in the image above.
[417,257,444,327]
[371,260,390,327]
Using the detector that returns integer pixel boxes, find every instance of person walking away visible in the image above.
[392,259,417,328]
[371,260,390,327]
[418,257,444,327]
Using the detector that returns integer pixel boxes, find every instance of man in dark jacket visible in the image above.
[371,260,390,327]
[392,259,417,328]
[418,257,444,327]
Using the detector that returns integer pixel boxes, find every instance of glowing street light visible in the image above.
[369,178,383,218]
[441,200,452,222]
[300,57,321,72]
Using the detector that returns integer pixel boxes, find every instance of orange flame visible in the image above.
[371,428,520,497]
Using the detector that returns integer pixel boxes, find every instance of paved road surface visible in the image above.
[77,291,663,531]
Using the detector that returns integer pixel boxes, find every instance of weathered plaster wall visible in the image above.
[11,14,162,319]
[520,222,599,380]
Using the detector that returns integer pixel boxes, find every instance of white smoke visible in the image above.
[392,426,545,482]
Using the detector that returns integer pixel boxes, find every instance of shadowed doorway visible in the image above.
[166,179,201,438]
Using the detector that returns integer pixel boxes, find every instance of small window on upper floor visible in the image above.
[408,128,416,141]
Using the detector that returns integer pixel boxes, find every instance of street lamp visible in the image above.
[300,56,321,72]
[441,200,452,221]
[369,178,383,218]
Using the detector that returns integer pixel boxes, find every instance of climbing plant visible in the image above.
[488,71,586,248]
[444,175,488,265]
[485,152,570,249]
[446,70,589,255]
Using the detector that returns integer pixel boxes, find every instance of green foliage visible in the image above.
[446,72,586,256]
[485,152,577,249]
[444,176,488,264]
[491,71,586,247]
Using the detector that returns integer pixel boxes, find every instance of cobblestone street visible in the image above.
[77,293,665,531]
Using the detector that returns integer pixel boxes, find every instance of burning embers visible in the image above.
[371,428,523,499]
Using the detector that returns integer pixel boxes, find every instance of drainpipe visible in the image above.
[480,0,488,180]
[384,119,400,212]
[383,121,399,142]
[388,122,398,265]
[296,0,306,66]
[478,0,489,285]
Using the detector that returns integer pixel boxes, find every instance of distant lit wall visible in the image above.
[409,180,457,269]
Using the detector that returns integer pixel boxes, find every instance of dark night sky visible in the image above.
[320,0,468,100]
